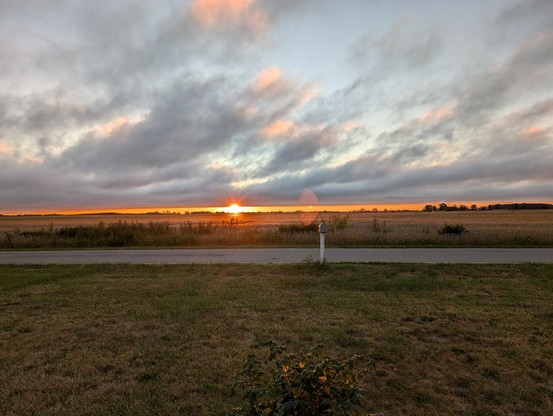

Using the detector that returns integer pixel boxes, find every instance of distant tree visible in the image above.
[423,205,434,212]
[459,204,468,211]
[480,203,553,210]
[470,204,477,211]
[439,203,448,212]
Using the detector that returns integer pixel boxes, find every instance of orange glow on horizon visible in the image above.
[225,203,245,214]
[4,201,552,216]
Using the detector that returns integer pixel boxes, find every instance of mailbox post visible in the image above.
[319,222,328,264]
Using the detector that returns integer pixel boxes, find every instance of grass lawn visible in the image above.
[1,263,552,415]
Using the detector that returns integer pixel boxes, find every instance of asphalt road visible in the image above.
[0,248,552,264]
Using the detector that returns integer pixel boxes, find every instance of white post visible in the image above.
[319,232,325,264]
[318,222,328,264]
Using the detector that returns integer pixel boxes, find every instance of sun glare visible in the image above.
[227,203,242,214]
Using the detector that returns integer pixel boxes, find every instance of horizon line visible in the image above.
[2,201,552,216]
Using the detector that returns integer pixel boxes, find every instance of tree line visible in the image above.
[422,203,553,212]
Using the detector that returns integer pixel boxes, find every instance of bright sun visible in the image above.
[227,203,242,214]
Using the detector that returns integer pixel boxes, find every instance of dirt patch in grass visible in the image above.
[1,263,552,415]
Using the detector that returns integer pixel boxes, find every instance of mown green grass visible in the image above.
[1,264,552,415]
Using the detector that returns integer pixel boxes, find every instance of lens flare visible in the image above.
[298,188,320,225]
[227,203,242,214]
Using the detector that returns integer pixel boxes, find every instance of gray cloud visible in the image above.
[453,28,553,127]
[349,20,444,78]
[258,128,337,176]
[496,0,553,30]
[58,75,248,172]
[241,142,553,205]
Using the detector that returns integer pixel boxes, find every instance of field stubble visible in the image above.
[1,210,552,249]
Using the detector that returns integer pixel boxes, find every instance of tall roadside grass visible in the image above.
[1,211,553,249]
[1,220,317,249]
[2,221,226,249]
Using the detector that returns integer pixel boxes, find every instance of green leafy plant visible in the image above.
[230,341,369,416]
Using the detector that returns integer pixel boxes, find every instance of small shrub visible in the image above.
[370,218,388,233]
[230,341,368,416]
[179,221,218,235]
[195,221,217,235]
[439,224,467,236]
[301,255,317,263]
[222,217,239,228]
[327,214,350,231]
[278,223,318,234]
[301,255,329,270]
[3,231,13,247]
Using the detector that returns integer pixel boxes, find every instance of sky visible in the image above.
[1,0,552,213]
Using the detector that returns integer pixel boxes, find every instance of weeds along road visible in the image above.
[1,248,553,264]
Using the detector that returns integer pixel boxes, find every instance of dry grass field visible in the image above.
[1,210,552,248]
[1,263,552,415]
